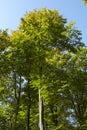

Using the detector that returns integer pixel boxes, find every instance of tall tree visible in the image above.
[10,8,84,130]
[16,8,71,130]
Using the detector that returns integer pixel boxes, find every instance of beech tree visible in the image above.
[10,8,84,130]
[10,8,67,130]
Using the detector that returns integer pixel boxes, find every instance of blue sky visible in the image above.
[0,0,87,44]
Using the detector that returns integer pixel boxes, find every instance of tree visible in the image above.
[54,47,87,129]
[10,8,68,130]
[67,47,87,129]
[10,8,85,130]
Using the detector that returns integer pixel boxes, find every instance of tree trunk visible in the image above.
[26,79,31,130]
[39,88,44,130]
[27,103,31,130]
[14,75,21,130]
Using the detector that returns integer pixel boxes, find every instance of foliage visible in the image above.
[83,0,87,4]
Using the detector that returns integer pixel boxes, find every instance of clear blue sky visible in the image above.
[0,0,87,44]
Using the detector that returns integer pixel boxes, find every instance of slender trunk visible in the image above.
[26,79,31,130]
[9,116,12,130]
[38,43,44,130]
[13,71,17,130]
[27,103,31,130]
[14,75,21,130]
[39,88,44,130]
